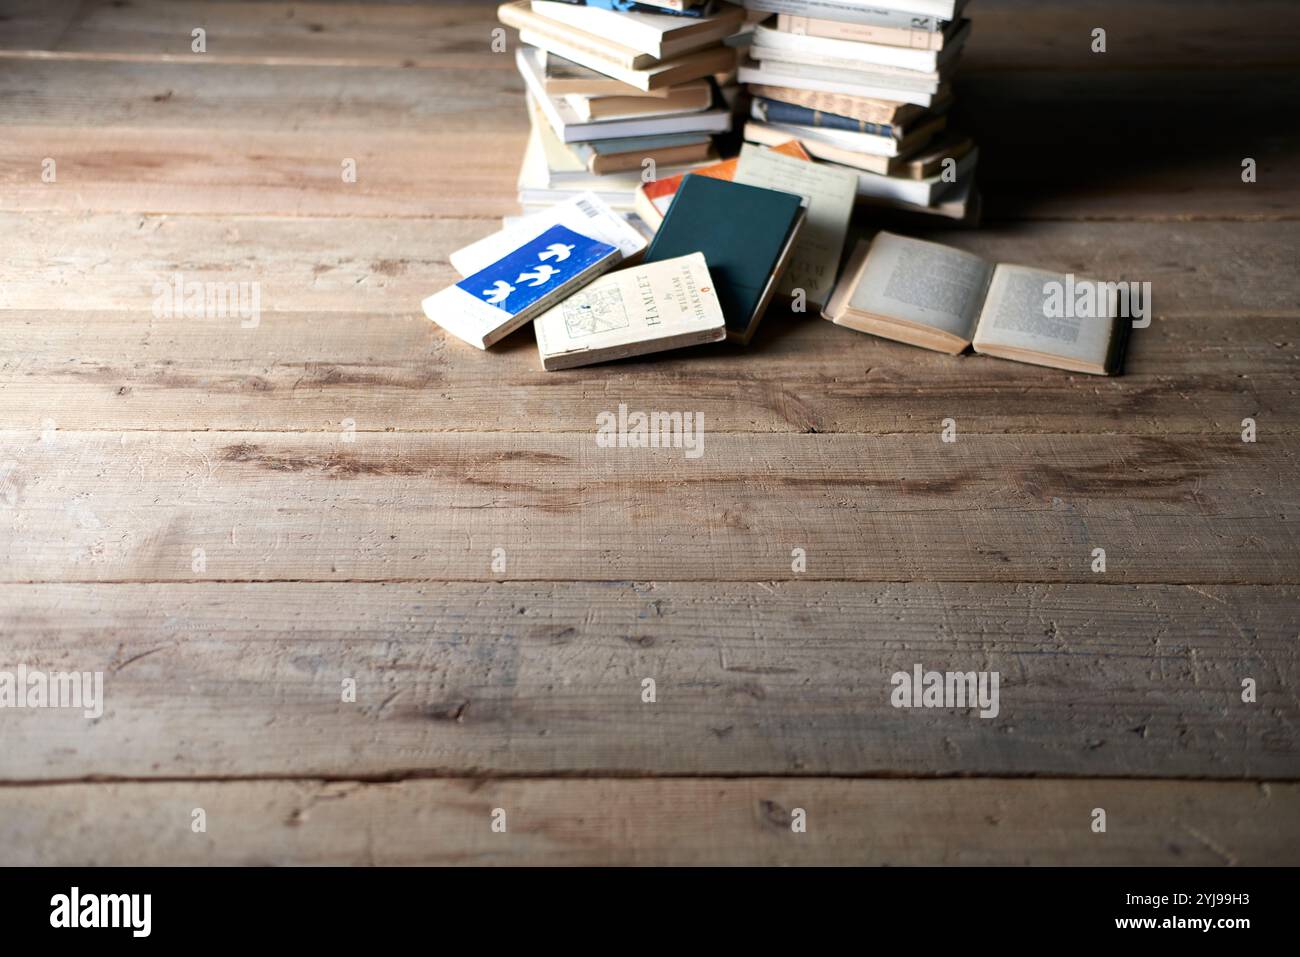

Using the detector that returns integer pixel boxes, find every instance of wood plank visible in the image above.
[1,310,1294,435]
[5,213,1296,316]
[1,778,1295,865]
[1,581,1296,780]
[1,431,1296,585]
[0,59,519,131]
[1,56,1296,220]
[6,1,1298,73]
[0,126,525,218]
[2,214,1296,435]
[0,1,510,68]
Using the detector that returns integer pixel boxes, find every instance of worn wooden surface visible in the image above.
[1,0,1298,865]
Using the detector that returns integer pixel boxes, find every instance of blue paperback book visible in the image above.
[753,98,896,138]
[422,224,620,349]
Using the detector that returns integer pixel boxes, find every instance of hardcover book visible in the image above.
[823,232,1129,374]
[534,252,727,369]
[423,224,620,349]
[642,174,806,343]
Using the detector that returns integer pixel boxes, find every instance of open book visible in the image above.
[823,232,1130,375]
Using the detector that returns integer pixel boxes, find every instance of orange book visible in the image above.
[634,140,810,230]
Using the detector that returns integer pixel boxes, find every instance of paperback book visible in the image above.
[823,232,1129,374]
[423,224,620,349]
[534,252,727,369]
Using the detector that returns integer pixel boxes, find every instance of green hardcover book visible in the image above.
[642,175,806,344]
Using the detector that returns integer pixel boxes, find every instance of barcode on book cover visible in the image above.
[578,198,599,218]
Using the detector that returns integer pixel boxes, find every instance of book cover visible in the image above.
[534,252,727,369]
[642,175,805,343]
[423,223,620,349]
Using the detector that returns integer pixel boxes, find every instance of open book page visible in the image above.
[847,232,993,341]
[972,264,1116,369]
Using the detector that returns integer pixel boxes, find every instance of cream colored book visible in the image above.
[533,253,726,370]
[823,232,1130,375]
[732,143,857,309]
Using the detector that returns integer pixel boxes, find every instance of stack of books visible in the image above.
[737,0,978,218]
[498,0,746,220]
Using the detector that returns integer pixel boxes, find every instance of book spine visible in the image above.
[777,13,942,50]
[748,84,905,125]
[753,98,895,137]
[742,0,945,31]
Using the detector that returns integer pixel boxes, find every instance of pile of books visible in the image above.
[498,0,746,218]
[738,0,978,218]
[415,2,1131,378]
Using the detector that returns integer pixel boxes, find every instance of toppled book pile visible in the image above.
[420,3,1124,376]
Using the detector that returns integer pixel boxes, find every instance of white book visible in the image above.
[423,224,622,350]
[516,127,707,209]
[518,48,732,142]
[529,1,745,60]
[737,59,943,106]
[750,20,969,73]
[747,50,947,93]
[534,253,727,370]
[743,0,963,28]
[451,193,648,276]
[827,145,978,205]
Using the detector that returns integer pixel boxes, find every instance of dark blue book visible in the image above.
[753,98,897,139]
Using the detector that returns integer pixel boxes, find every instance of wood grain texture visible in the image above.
[1,214,1296,434]
[1,582,1296,780]
[1,778,1295,865]
[4,309,1293,435]
[7,1,1299,72]
[1,431,1296,585]
[6,213,1296,315]
[2,0,1297,866]
[0,58,1295,220]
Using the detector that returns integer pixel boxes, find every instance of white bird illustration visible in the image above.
[517,264,559,287]
[538,243,574,262]
[482,280,514,304]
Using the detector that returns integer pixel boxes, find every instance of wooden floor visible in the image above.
[1,0,1298,865]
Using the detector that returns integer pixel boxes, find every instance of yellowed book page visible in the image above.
[846,231,991,342]
[972,264,1116,368]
